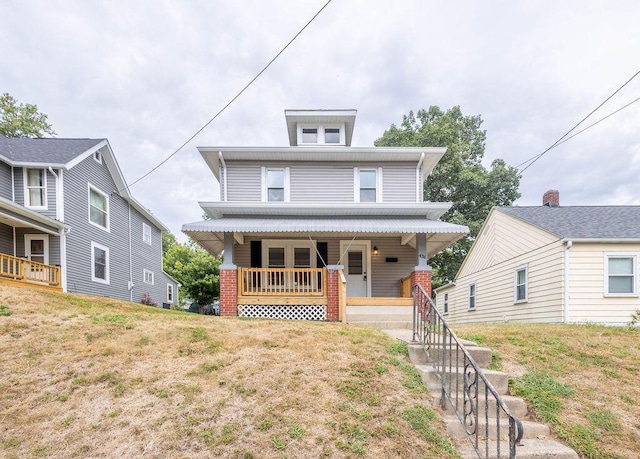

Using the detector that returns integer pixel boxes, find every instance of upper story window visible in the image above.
[144,269,154,285]
[354,167,382,202]
[24,168,47,209]
[88,184,109,231]
[605,254,637,296]
[324,128,340,144]
[302,128,318,143]
[515,265,528,303]
[297,124,345,146]
[143,223,152,245]
[94,150,102,164]
[262,167,290,202]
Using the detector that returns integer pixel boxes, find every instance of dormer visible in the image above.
[285,109,357,146]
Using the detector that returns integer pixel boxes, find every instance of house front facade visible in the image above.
[182,109,468,321]
[437,190,640,325]
[0,135,179,306]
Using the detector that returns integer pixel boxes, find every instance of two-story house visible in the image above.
[182,109,468,322]
[0,135,179,306]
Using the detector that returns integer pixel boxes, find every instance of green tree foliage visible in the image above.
[0,93,56,138]
[163,235,220,305]
[375,106,521,287]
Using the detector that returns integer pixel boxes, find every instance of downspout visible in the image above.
[11,166,15,256]
[564,240,572,323]
[48,167,67,292]
[416,152,425,202]
[219,151,227,201]
[128,202,133,302]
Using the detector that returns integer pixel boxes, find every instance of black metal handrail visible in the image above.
[413,284,524,458]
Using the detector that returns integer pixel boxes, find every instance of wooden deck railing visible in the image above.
[0,253,61,287]
[400,274,412,298]
[239,267,327,297]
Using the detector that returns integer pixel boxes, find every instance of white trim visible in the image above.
[296,123,346,146]
[143,268,154,285]
[604,253,638,297]
[23,168,48,210]
[93,150,102,164]
[514,264,528,303]
[354,167,381,203]
[339,239,372,297]
[143,223,152,245]
[167,283,174,303]
[443,292,449,315]
[261,167,290,202]
[24,234,49,265]
[91,242,110,284]
[468,282,476,310]
[88,183,110,232]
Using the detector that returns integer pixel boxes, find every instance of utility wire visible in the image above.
[122,0,333,192]
[517,68,640,174]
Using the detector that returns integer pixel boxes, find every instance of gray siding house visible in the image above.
[0,135,179,306]
[183,109,469,322]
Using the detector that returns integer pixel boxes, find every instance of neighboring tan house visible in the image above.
[182,109,469,322]
[0,135,179,306]
[436,190,640,325]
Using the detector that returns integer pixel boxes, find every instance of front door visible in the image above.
[24,234,49,282]
[340,241,371,297]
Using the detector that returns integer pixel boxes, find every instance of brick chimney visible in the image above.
[542,190,560,207]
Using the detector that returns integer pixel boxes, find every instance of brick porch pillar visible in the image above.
[219,268,238,316]
[411,267,433,297]
[325,265,342,321]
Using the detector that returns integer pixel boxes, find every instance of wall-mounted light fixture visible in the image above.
[373,246,379,255]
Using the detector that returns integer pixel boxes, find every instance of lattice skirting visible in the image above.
[238,304,327,321]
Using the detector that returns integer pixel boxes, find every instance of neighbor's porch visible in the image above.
[0,252,62,291]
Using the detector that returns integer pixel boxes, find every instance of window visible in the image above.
[262,167,289,202]
[94,150,102,164]
[294,247,311,268]
[143,223,152,245]
[355,168,381,202]
[263,240,316,269]
[144,269,154,285]
[91,242,109,284]
[167,284,174,303]
[515,265,528,302]
[88,185,109,230]
[24,168,47,208]
[469,283,476,309]
[325,128,340,144]
[302,128,318,143]
[297,124,344,145]
[605,254,637,295]
[443,293,449,314]
[268,247,285,268]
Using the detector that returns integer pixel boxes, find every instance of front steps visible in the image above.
[406,341,579,459]
[346,305,413,329]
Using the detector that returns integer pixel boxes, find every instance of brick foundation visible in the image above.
[219,268,238,317]
[411,269,433,297]
[326,268,340,321]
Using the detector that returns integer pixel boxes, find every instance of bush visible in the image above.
[140,293,158,307]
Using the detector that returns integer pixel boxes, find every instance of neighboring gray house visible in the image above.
[183,109,469,321]
[0,134,179,306]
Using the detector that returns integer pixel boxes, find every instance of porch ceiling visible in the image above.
[182,217,469,258]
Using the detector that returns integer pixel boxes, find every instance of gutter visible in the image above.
[561,238,640,244]
[563,240,572,323]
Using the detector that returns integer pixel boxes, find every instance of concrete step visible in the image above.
[445,416,548,440]
[408,343,493,368]
[458,438,579,459]
[431,392,528,419]
[417,365,510,395]
[347,313,413,322]
[349,320,413,330]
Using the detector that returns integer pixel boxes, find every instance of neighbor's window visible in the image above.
[143,223,152,245]
[515,265,528,302]
[443,293,449,314]
[167,284,174,303]
[91,242,109,284]
[359,169,377,202]
[88,185,109,230]
[302,127,318,143]
[325,128,340,144]
[25,168,46,208]
[94,150,102,164]
[606,255,637,295]
[144,269,154,285]
[469,283,476,309]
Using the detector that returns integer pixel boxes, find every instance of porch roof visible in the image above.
[182,216,469,258]
[0,196,68,235]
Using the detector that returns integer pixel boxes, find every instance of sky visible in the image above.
[2,0,639,240]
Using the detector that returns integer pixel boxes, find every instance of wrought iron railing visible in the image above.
[413,284,523,458]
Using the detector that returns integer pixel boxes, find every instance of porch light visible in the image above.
[373,246,379,255]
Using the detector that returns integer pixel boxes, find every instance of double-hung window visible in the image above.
[443,293,449,314]
[355,167,382,202]
[298,125,344,145]
[262,167,289,202]
[91,242,109,284]
[515,265,528,302]
[144,269,154,285]
[88,184,109,230]
[25,168,47,208]
[143,223,152,245]
[469,283,476,309]
[605,254,637,295]
[167,284,174,303]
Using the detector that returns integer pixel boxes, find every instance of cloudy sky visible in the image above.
[2,0,639,239]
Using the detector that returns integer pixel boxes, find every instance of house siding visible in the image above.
[0,162,12,200]
[290,163,354,202]
[0,222,14,254]
[226,163,262,201]
[382,163,416,202]
[567,242,640,324]
[234,236,416,297]
[12,167,58,219]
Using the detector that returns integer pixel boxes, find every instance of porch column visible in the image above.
[219,232,237,317]
[412,233,433,296]
[326,265,343,322]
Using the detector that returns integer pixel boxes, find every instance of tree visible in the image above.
[375,106,520,287]
[0,93,55,138]
[163,238,220,306]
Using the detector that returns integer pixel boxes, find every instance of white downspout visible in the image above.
[48,167,67,291]
[11,166,16,256]
[219,151,227,201]
[564,240,572,323]
[416,152,425,202]
[128,202,133,302]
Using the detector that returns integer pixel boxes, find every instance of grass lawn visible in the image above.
[0,285,457,459]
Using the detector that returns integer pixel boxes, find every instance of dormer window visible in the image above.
[297,124,345,146]
[302,128,318,143]
[325,128,340,144]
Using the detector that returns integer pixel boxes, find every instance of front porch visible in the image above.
[0,252,62,291]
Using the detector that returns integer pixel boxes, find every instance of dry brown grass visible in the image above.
[454,323,640,459]
[0,285,456,459]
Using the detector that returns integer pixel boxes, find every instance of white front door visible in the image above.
[25,234,49,265]
[340,240,371,297]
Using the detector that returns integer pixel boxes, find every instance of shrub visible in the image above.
[140,292,158,307]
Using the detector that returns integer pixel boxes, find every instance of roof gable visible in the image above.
[0,135,105,166]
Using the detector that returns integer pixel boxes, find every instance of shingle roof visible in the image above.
[0,135,104,164]
[498,206,640,239]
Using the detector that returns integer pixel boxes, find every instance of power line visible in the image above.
[517,68,640,174]
[123,0,333,192]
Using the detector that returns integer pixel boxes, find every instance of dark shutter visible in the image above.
[316,242,328,267]
[250,241,262,267]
